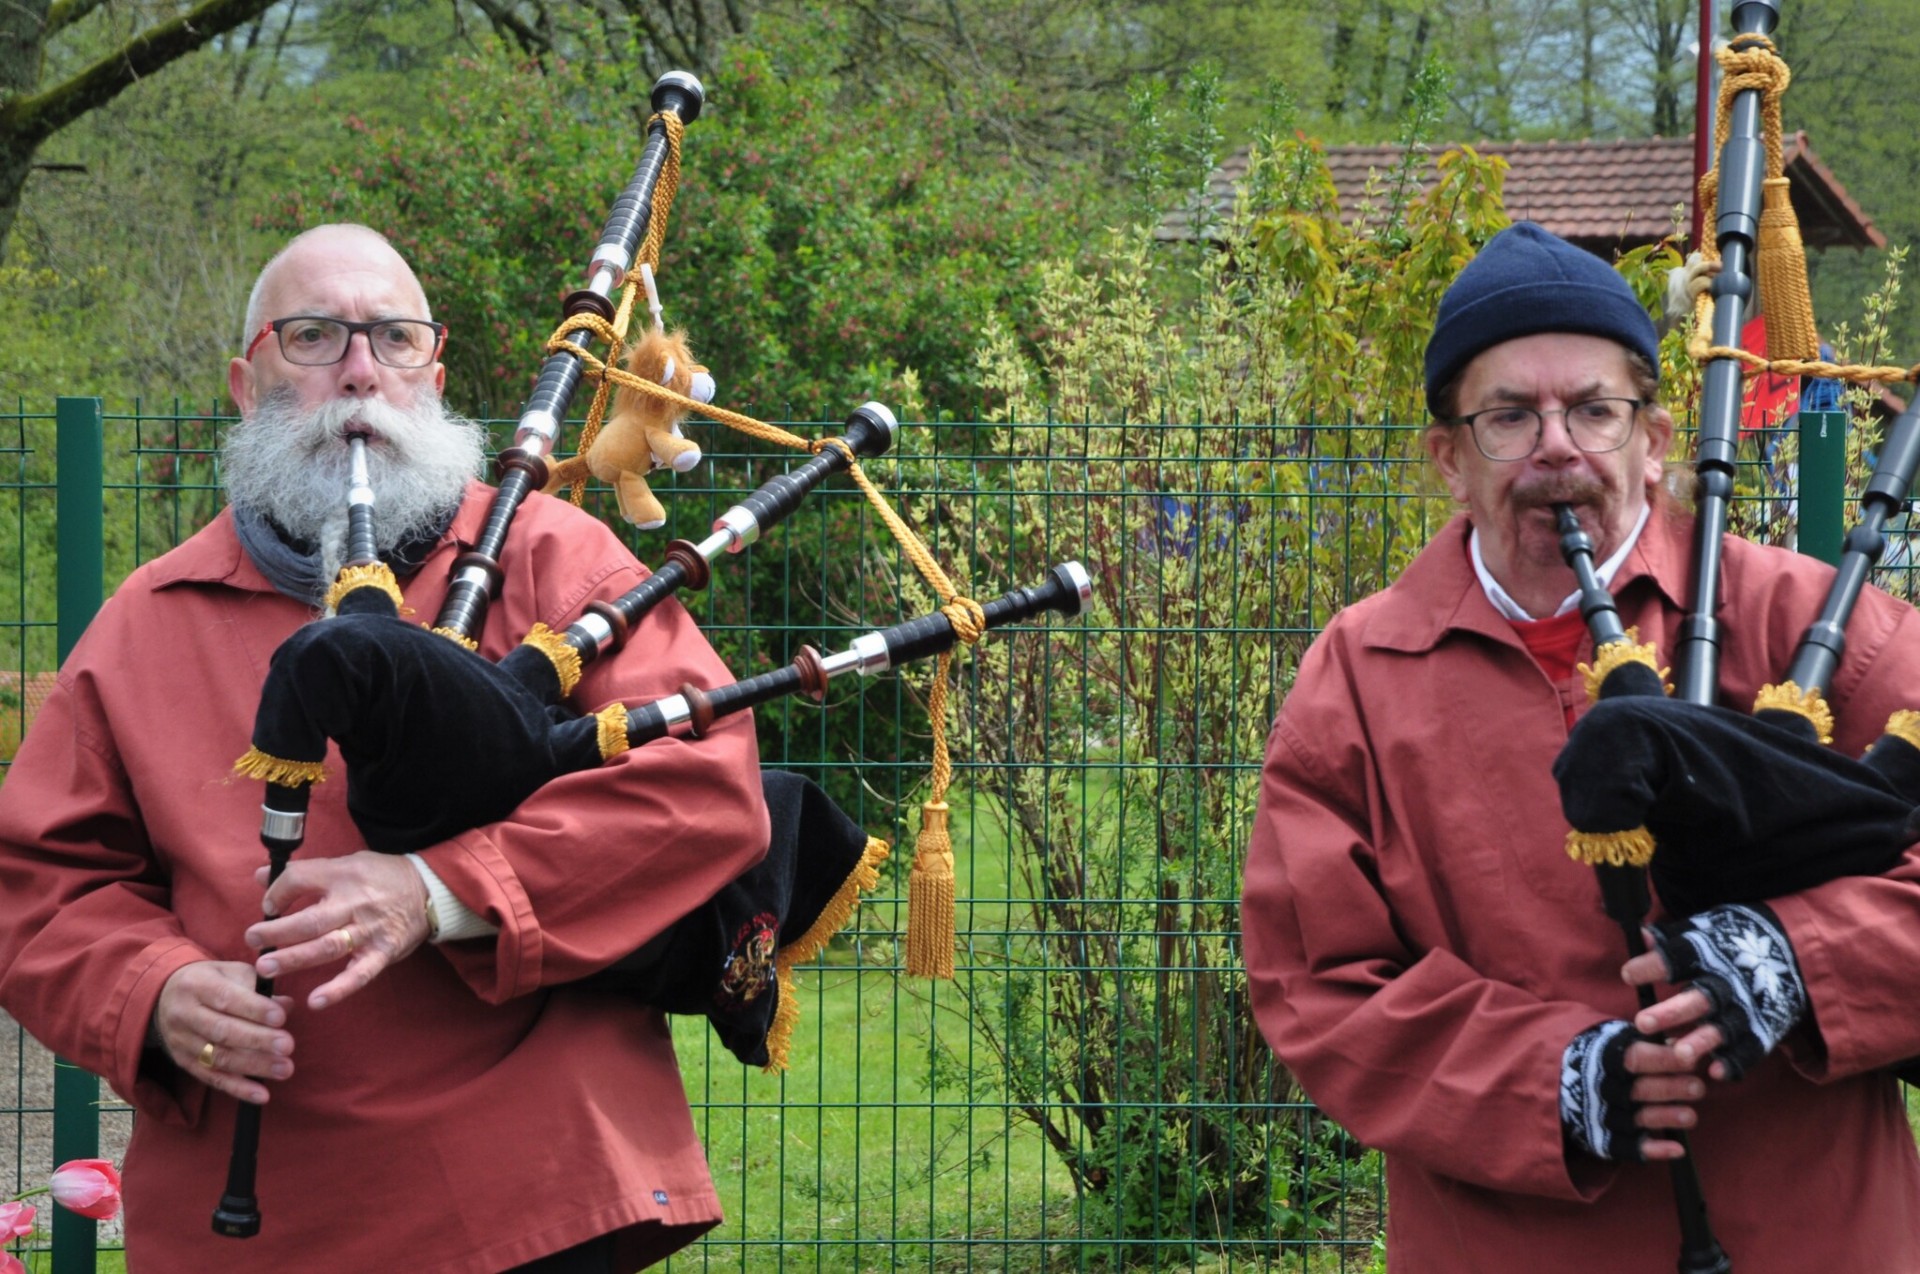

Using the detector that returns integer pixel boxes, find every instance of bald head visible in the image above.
[241,225,431,351]
[229,223,446,419]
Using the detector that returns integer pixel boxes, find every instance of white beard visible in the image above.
[223,385,486,582]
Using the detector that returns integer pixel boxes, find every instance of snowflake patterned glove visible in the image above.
[1561,1019,1653,1161]
[1650,901,1808,1082]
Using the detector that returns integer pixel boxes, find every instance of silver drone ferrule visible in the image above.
[817,632,893,680]
[1061,561,1095,612]
[512,409,562,453]
[585,254,629,294]
[652,694,693,732]
[570,611,618,658]
[712,507,761,552]
[259,806,307,842]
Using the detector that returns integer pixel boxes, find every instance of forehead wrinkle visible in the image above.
[1474,377,1614,408]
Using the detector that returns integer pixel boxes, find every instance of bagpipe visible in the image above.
[1555,393,1920,921]
[1548,2,1920,1267]
[214,71,1096,1238]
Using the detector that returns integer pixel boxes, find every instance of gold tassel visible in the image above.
[1753,680,1835,744]
[1576,629,1669,705]
[323,562,406,614]
[595,703,630,761]
[1879,710,1920,754]
[520,623,583,698]
[232,747,328,787]
[1565,827,1656,868]
[906,801,956,980]
[429,626,480,652]
[1756,177,1820,361]
[762,836,891,1074]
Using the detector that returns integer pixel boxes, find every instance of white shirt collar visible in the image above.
[1470,503,1651,622]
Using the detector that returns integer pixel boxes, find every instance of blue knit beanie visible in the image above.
[1423,222,1659,417]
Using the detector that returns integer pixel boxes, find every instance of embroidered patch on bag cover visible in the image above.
[715,912,779,1010]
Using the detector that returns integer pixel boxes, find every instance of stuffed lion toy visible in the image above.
[546,325,713,529]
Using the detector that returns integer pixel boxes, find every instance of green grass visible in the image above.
[668,783,1083,1271]
[665,779,1384,1272]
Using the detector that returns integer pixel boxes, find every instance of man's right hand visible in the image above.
[152,962,295,1105]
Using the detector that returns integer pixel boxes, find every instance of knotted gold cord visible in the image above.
[1576,629,1670,705]
[1753,681,1836,745]
[1689,36,1919,387]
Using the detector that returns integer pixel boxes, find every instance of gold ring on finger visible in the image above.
[199,1041,218,1070]
[338,927,355,953]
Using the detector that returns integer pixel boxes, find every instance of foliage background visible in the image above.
[5,0,1919,412]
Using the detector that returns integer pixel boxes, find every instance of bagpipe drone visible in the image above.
[213,71,1095,1238]
[1549,2,1920,1269]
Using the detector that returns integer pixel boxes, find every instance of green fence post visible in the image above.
[1798,409,1847,566]
[53,396,104,1274]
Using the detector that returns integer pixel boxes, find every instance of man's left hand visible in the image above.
[245,851,432,1010]
[1621,902,1808,1082]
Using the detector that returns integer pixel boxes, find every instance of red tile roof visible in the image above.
[1160,134,1883,253]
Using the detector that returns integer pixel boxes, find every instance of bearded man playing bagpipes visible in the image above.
[1241,219,1920,1271]
[0,222,771,1273]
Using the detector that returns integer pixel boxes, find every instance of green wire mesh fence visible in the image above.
[0,397,1893,1273]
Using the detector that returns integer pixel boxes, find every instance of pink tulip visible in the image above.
[0,1251,25,1274]
[48,1159,121,1221]
[0,1200,31,1238]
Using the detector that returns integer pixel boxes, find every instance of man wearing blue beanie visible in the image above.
[1243,221,1920,1269]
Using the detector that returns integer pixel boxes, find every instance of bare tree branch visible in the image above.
[45,0,109,39]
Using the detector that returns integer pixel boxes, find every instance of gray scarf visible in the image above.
[231,502,455,605]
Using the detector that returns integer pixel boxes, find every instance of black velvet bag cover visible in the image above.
[248,594,883,1069]
[1554,694,1920,918]
[584,769,880,1068]
[246,594,602,852]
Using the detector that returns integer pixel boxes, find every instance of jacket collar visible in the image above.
[145,479,491,594]
[1362,498,1692,654]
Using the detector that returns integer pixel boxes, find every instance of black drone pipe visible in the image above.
[623,562,1094,748]
[435,70,705,645]
[1770,394,1920,703]
[1674,0,1780,708]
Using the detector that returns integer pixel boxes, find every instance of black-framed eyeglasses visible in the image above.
[1445,397,1643,461]
[245,316,448,368]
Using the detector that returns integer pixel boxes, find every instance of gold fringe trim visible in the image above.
[1577,630,1669,704]
[906,801,957,980]
[1566,827,1656,868]
[520,623,583,698]
[595,703,630,761]
[1753,681,1835,745]
[429,626,480,652]
[1880,710,1920,754]
[232,747,328,787]
[323,562,406,614]
[762,836,891,1074]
